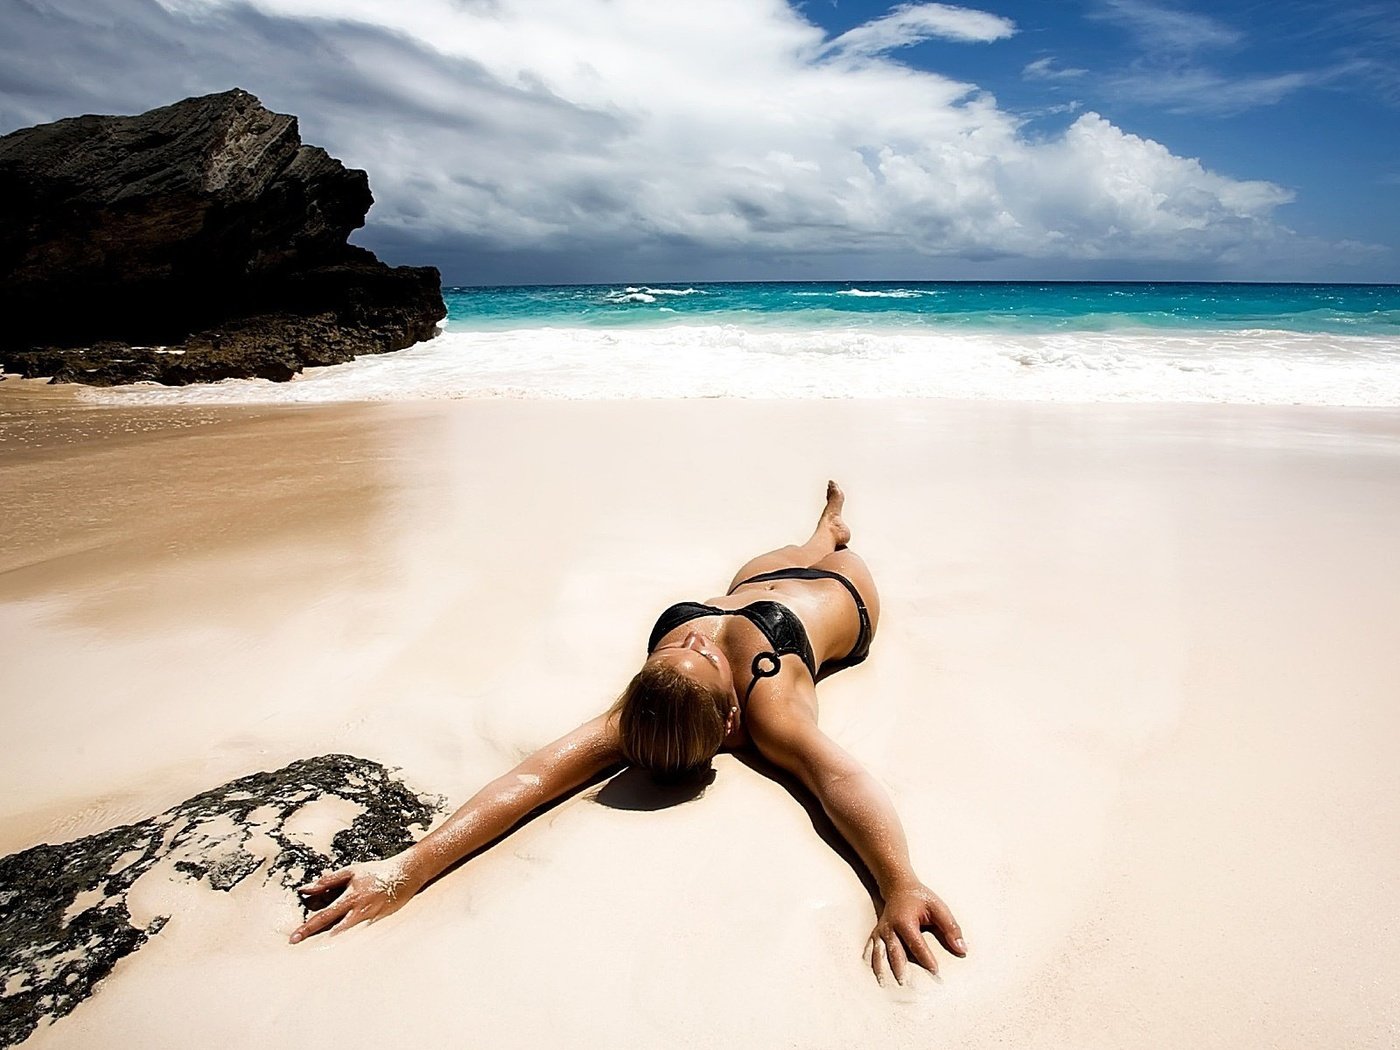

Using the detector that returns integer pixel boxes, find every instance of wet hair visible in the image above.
[611,661,729,782]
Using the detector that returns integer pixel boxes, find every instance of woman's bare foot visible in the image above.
[819,480,851,549]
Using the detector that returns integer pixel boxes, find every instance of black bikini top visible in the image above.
[647,600,818,702]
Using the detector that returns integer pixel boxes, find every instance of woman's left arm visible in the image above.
[746,694,966,985]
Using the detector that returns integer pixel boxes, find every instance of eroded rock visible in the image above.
[0,755,440,1048]
[0,89,446,385]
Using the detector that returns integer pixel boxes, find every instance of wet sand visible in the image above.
[2,384,1399,1048]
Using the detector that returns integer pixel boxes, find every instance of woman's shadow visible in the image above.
[430,758,880,914]
[592,756,881,907]
[592,765,714,810]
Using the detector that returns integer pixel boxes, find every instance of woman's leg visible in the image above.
[727,481,852,593]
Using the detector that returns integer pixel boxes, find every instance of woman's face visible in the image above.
[648,630,737,702]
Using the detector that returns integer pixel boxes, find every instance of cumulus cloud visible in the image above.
[824,2,1016,55]
[0,0,1320,280]
[1000,114,1292,254]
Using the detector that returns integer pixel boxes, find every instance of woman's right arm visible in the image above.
[289,712,622,943]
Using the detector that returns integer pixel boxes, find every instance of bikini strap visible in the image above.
[743,650,784,704]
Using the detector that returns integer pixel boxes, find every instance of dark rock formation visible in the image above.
[0,89,445,385]
[0,755,441,1048]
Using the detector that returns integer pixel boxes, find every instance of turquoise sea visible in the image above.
[445,282,1400,336]
[93,282,1400,406]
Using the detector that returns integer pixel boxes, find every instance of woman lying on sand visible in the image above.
[291,482,965,984]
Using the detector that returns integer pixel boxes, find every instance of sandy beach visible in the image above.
[2,384,1399,1049]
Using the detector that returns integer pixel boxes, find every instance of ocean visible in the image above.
[90,282,1400,406]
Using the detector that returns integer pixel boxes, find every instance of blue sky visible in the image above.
[1,0,1396,282]
[810,1,1400,263]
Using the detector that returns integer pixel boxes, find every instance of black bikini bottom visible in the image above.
[729,567,874,675]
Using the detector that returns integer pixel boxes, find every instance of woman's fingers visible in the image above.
[884,930,908,985]
[868,933,887,985]
[925,895,967,956]
[868,926,910,986]
[289,897,353,944]
[289,861,410,945]
[330,905,369,936]
[298,867,351,897]
[899,921,939,975]
[866,888,966,985]
[341,899,387,934]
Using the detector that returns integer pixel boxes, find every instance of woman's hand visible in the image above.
[288,856,424,944]
[866,883,966,985]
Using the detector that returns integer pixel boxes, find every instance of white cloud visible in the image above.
[1,0,1310,274]
[824,2,1016,56]
[1108,65,1339,115]
[1023,57,1088,81]
[1091,0,1241,52]
[1082,3,1359,119]
[999,114,1293,258]
[1024,100,1086,119]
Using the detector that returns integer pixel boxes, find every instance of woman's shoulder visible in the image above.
[741,670,818,733]
[739,675,822,767]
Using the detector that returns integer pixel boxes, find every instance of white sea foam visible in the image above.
[837,288,927,298]
[789,287,935,299]
[606,286,704,303]
[81,323,1400,407]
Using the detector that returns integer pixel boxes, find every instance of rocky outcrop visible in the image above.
[0,89,445,385]
[0,755,441,1048]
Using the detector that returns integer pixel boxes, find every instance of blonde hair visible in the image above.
[611,662,729,781]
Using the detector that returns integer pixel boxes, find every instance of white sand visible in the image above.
[2,391,1399,1048]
